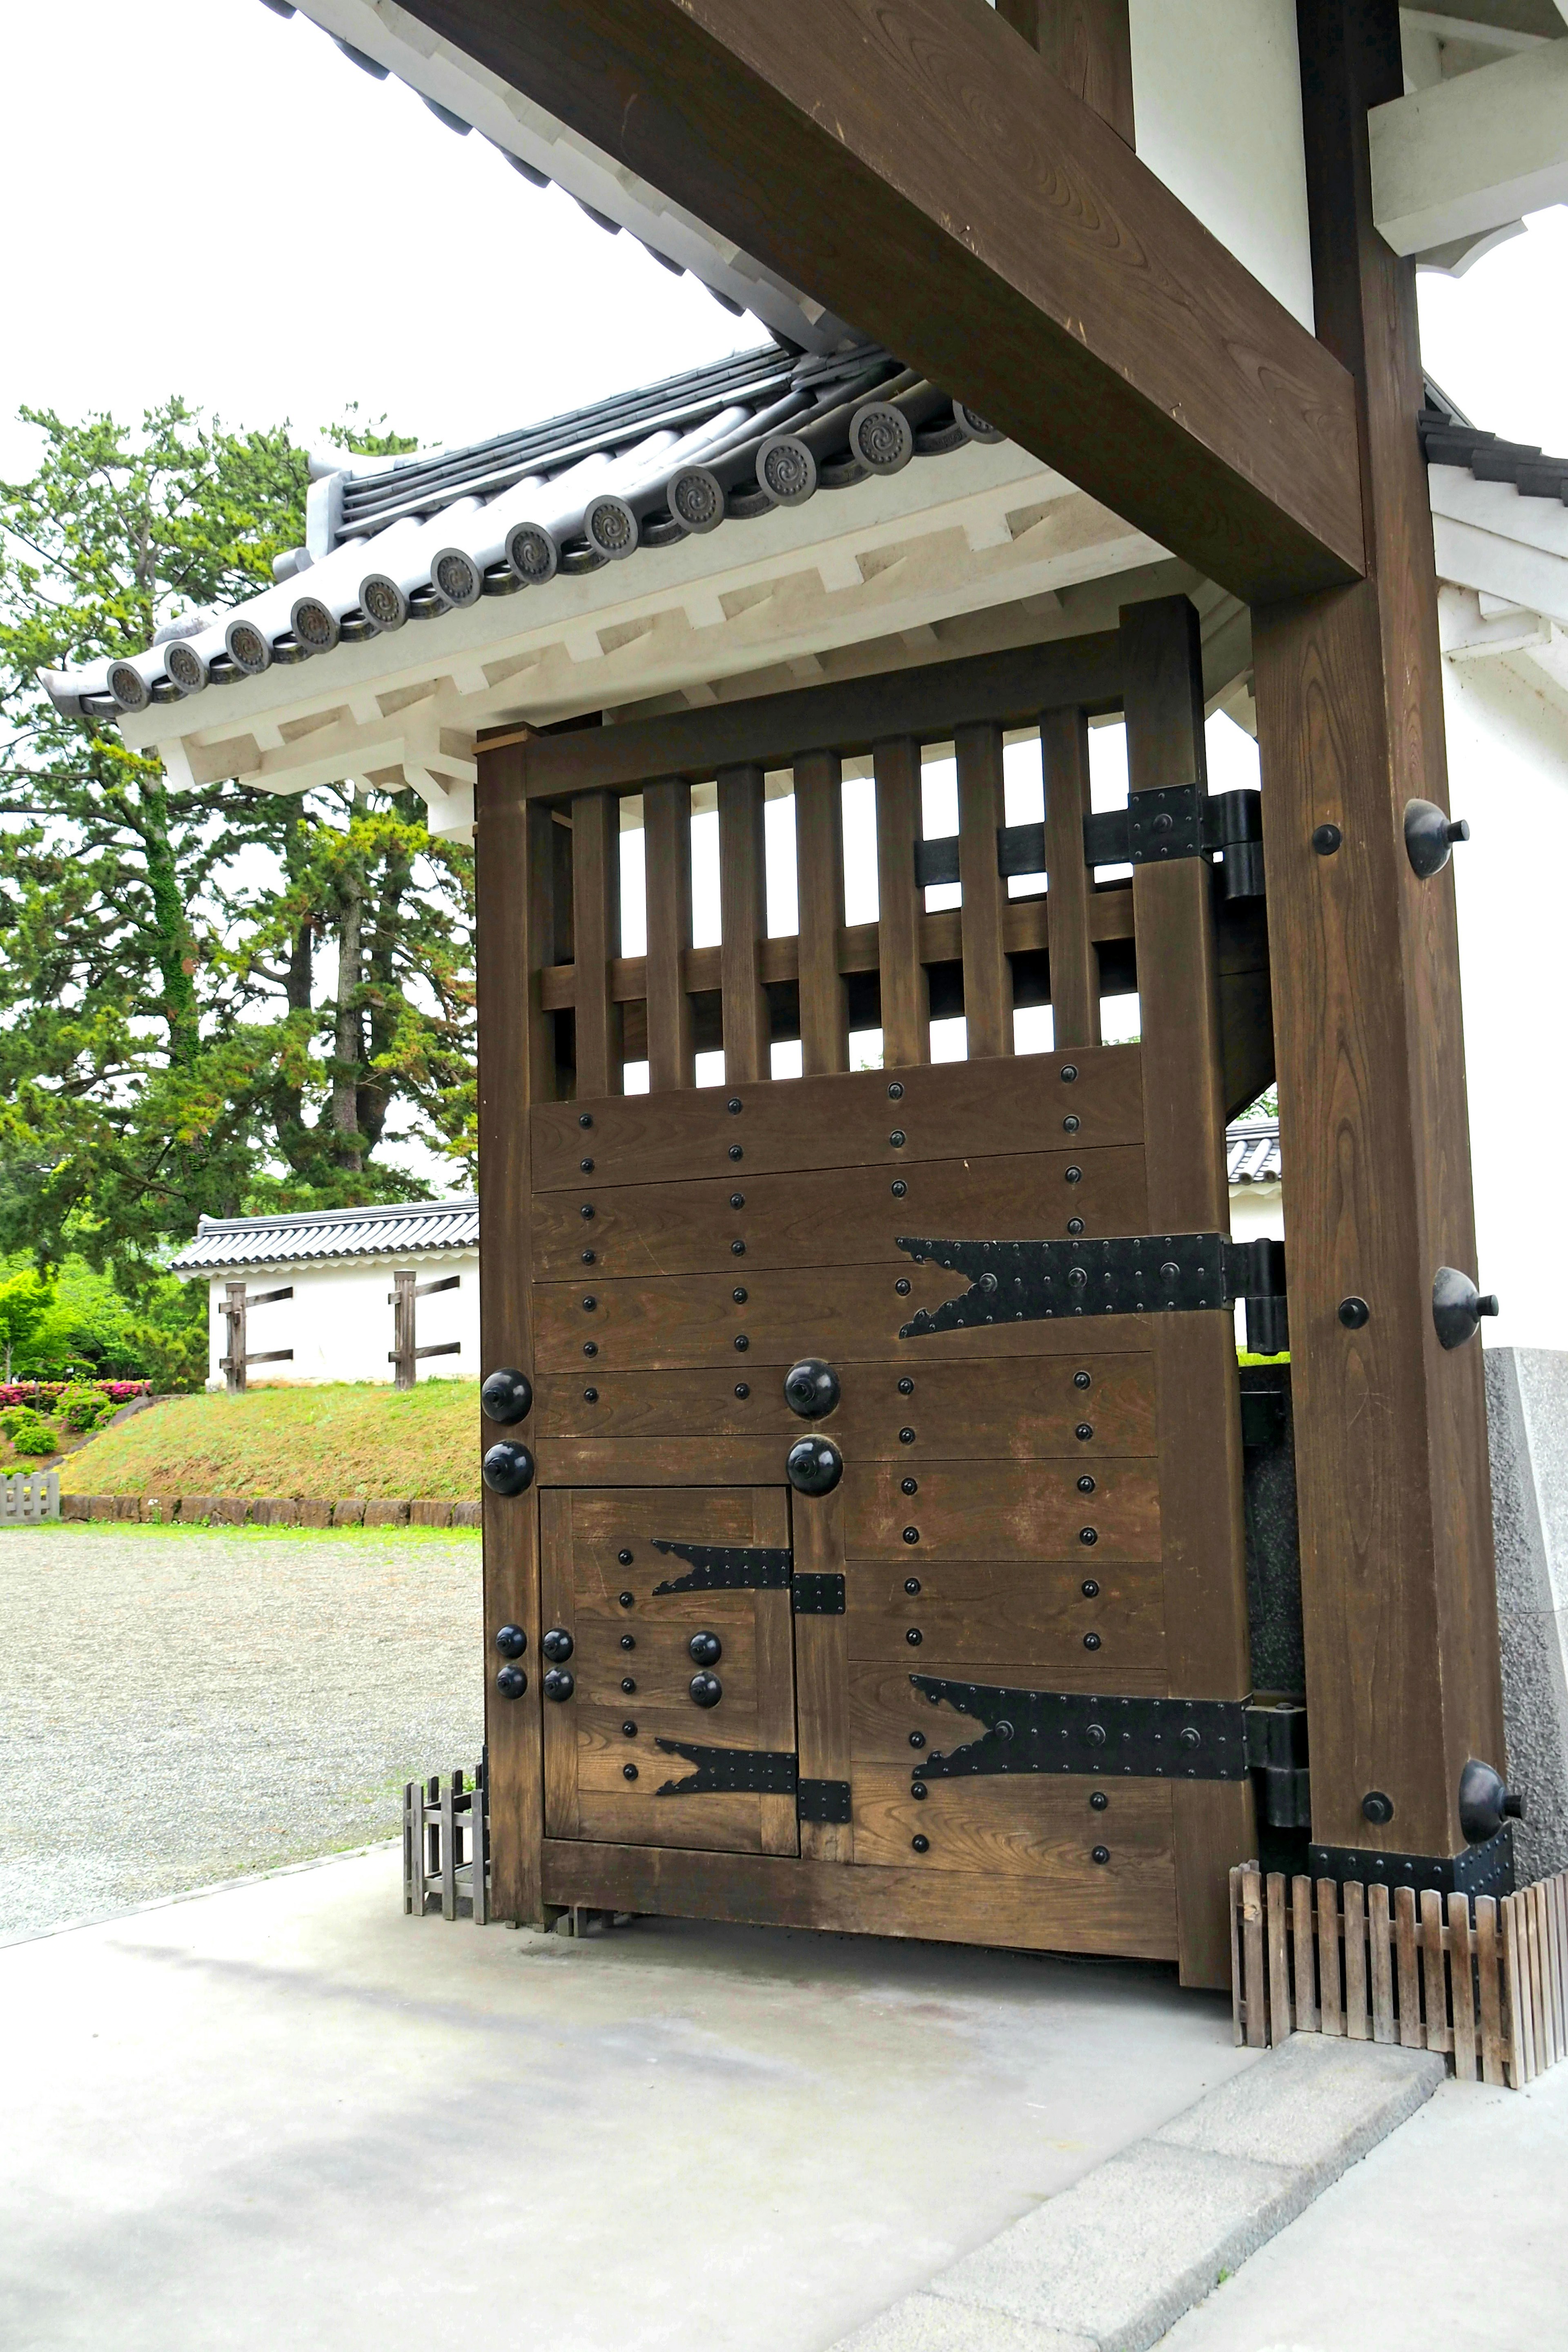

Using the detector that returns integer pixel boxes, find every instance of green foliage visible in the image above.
[4,1408,58,1457]
[0,1265,54,1378]
[0,397,476,1324]
[57,1381,117,1433]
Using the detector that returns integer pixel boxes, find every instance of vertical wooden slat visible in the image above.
[1419,1888,1450,2054]
[794,1487,852,1864]
[1370,1884,1395,2043]
[1504,1894,1531,2084]
[1317,1879,1343,2036]
[793,749,849,1074]
[1528,1884,1551,2069]
[1394,1885,1422,2047]
[1040,707,1100,1051]
[873,735,930,1069]
[1344,1879,1369,2039]
[955,719,1012,1060]
[403,1780,420,1915]
[1229,1866,1244,2044]
[1123,597,1254,1989]
[1450,1893,1477,2082]
[643,777,694,1091]
[752,1486,800,1858]
[471,1776,489,1927]
[1548,1875,1567,2064]
[1292,1876,1318,2034]
[717,763,770,1085]
[440,1776,458,1921]
[1478,1896,1507,2085]
[1266,1871,1291,2043]
[476,748,552,1929]
[570,788,622,1099]
[1242,1867,1267,2048]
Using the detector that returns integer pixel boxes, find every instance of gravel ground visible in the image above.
[0,1526,483,1942]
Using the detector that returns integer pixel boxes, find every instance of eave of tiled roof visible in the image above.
[170,1198,479,1275]
[1226,1121,1281,1185]
[1421,377,1568,508]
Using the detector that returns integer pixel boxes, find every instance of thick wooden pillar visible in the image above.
[1250,0,1504,1869]
[475,744,554,1925]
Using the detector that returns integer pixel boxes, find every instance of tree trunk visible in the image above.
[330,794,368,1172]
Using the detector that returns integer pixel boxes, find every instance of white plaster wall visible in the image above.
[1230,1183,1284,1244]
[203,1254,479,1387]
[1127,0,1316,332]
[1448,657,1568,1350]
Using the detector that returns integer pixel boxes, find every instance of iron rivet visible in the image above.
[623,1763,638,1781]
[1061,1064,1078,1083]
[621,1676,636,1692]
[1313,822,1343,856]
[618,1591,634,1608]
[1074,1371,1092,1390]
[906,1627,923,1644]
[899,1427,916,1445]
[1339,1296,1370,1329]
[622,1720,637,1737]
[1078,1475,1096,1494]
[581,1250,596,1265]
[728,1145,743,1161]
[620,1634,635,1651]
[1082,1578,1100,1599]
[1091,1844,1110,1865]
[579,1204,595,1220]
[1090,1790,1109,1812]
[909,1730,926,1749]
[901,1477,918,1496]
[735,1382,750,1399]
[582,1295,597,1311]
[1065,1166,1082,1185]
[895,1278,911,1296]
[912,1834,930,1853]
[888,1081,904,1099]
[1084,1632,1102,1651]
[618,1549,633,1565]
[730,1192,745,1209]
[732,1286,748,1303]
[583,1341,598,1357]
[732,1240,746,1256]
[578,1112,593,1129]
[1363,1790,1394,1825]
[727,1097,742,1114]
[903,1528,920,1546]
[911,1782,928,1800]
[1067,1217,1085,1236]
[898,1377,915,1396]
[904,1577,920,1595]
[735,1334,749,1352]
[1076,1422,1094,1441]
[1080,1527,1098,1546]
[1063,1115,1080,1134]
[1180,1725,1201,1748]
[580,1157,594,1172]
[891,1180,907,1198]
[889,1130,906,1148]
[584,1387,599,1403]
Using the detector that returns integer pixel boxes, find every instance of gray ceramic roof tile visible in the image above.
[171,1198,479,1274]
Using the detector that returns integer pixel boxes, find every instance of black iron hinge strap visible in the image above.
[897,1232,1285,1336]
[652,1540,794,1595]
[909,786,1262,903]
[654,1743,850,1825]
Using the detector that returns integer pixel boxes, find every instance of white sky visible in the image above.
[6,0,1565,1170]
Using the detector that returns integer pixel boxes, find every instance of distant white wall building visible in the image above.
[171,1201,478,1388]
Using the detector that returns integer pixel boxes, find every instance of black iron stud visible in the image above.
[1091,1845,1111,1865]
[618,1548,633,1565]
[618,1591,635,1608]
[584,1387,599,1403]
[542,1628,574,1663]
[688,1632,722,1667]
[1339,1296,1370,1330]
[909,1731,926,1749]
[733,1286,748,1303]
[1312,822,1342,856]
[621,1677,636,1693]
[899,1377,915,1396]
[689,1671,723,1708]
[735,1383,750,1399]
[622,1720,637,1737]
[902,1527,920,1545]
[786,1435,844,1495]
[1082,1579,1100,1599]
[732,1240,746,1256]
[1090,1790,1109,1812]
[1063,1115,1080,1133]
[580,1204,595,1220]
[543,1668,575,1702]
[1074,1371,1092,1390]
[584,1341,598,1357]
[1060,1064,1078,1082]
[727,1097,743,1114]
[580,1157,594,1172]
[911,1782,928,1801]
[482,1441,536,1497]
[1432,1267,1500,1350]
[888,1081,904,1099]
[1078,1476,1096,1494]
[904,1577,920,1595]
[623,1764,638,1781]
[620,1634,635,1651]
[1067,1217,1085,1235]
[582,1295,597,1311]
[906,1628,923,1646]
[785,1359,840,1419]
[901,1477,918,1496]
[579,1113,593,1128]
[1404,798,1469,880]
[581,1250,596,1265]
[495,1625,527,1659]
[891,1180,907,1198]
[1079,1527,1098,1546]
[481,1368,534,1425]
[898,1426,916,1443]
[730,1192,745,1209]
[1065,1166,1082,1185]
[496,1664,527,1700]
[734,1334,749,1352]
[895,1278,911,1296]
[728,1145,743,1161]
[912,1835,930,1853]
[1076,1422,1094,1441]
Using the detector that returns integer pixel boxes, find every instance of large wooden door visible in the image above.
[478,598,1274,1985]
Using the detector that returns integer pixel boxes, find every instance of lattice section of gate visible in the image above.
[1230,1861,1568,2089]
[404,1765,488,1923]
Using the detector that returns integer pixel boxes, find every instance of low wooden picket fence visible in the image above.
[404,1764,488,1924]
[1,1470,59,1524]
[1230,1861,1568,2088]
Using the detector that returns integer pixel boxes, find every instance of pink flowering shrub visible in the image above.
[0,1379,150,1410]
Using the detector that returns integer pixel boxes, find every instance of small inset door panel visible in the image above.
[541,1487,797,1858]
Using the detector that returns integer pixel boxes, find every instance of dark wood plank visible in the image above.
[851,1766,1173,1898]
[793,748,849,1076]
[533,1049,1144,1187]
[1041,707,1100,1053]
[534,1354,1157,1458]
[1252,1,1504,1860]
[955,720,1012,1060]
[1121,597,1253,1982]
[1292,1875,1318,2031]
[539,1838,1178,1960]
[1370,1884,1396,2045]
[570,788,622,1099]
[845,1558,1165,1687]
[717,763,770,1085]
[874,736,929,1069]
[395,0,1364,603]
[1032,0,1134,145]
[475,741,550,1926]
[532,1145,1148,1279]
[642,777,694,1091]
[793,1486,853,1862]
[1267,1871,1292,2041]
[843,1461,1160,1563]
[1421,1886,1450,2056]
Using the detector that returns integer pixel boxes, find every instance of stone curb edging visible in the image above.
[57,1495,481,1529]
[829,2037,1446,2352]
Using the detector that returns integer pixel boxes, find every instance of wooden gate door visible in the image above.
[479,595,1274,1987]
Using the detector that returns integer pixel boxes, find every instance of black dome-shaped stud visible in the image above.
[1432,1267,1501,1351]
[784,1358,840,1419]
[496,1664,528,1700]
[689,1671,723,1708]
[481,1368,533,1425]
[482,1441,536,1496]
[495,1624,527,1659]
[1459,1757,1525,1844]
[787,1435,844,1496]
[688,1631,722,1667]
[1405,797,1470,880]
[541,1627,575,1663]
[542,1668,575,1702]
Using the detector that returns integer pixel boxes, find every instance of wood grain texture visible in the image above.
[475,742,548,1925]
[717,764,770,1085]
[1450,1892,1477,2081]
[845,1557,1165,1687]
[955,721,1012,1060]
[570,789,622,1099]
[643,777,695,1089]
[793,748,849,1075]
[393,0,1363,601]
[793,1487,853,1862]
[1318,1879,1343,2037]
[844,1460,1160,1562]
[1032,0,1134,145]
[874,736,929,1068]
[1042,706,1101,1051]
[1252,0,1504,1857]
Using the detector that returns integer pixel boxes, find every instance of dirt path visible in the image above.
[0,1526,482,1940]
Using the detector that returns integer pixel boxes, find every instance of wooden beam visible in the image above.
[396,0,1365,604]
[1370,38,1568,256]
[1252,0,1504,1862]
[1029,0,1135,145]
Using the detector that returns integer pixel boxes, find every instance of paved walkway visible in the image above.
[0,1527,481,1940]
[0,1848,1254,2352]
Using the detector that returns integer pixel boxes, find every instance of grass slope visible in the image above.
[58,1382,480,1500]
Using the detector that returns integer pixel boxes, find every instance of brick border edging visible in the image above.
[59,1495,481,1529]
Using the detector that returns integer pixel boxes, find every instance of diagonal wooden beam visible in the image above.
[396,0,1365,604]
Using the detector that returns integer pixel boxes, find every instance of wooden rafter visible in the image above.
[396,0,1365,604]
